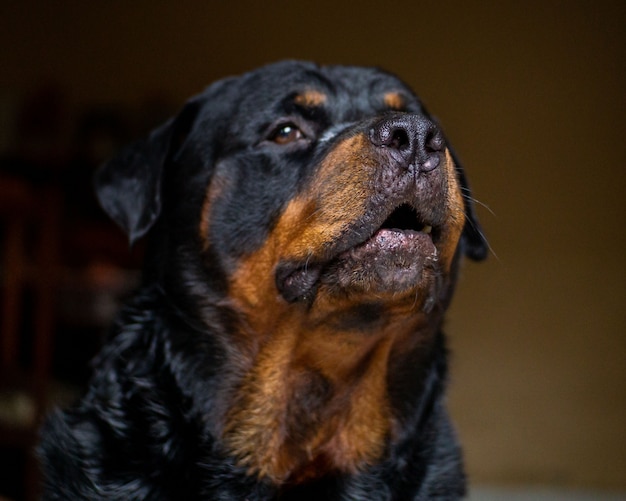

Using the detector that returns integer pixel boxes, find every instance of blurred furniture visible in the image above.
[0,174,60,501]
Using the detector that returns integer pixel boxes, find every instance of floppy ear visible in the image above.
[448,146,489,261]
[94,100,201,245]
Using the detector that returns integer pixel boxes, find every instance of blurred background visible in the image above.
[0,1,624,500]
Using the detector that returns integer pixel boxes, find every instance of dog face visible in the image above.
[95,60,486,482]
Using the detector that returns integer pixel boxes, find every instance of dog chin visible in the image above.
[321,227,439,296]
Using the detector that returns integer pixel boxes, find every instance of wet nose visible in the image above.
[368,114,445,172]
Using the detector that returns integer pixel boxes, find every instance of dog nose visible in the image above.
[369,114,444,172]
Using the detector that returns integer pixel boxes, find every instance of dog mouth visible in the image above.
[276,203,441,302]
[378,203,436,240]
[336,203,438,270]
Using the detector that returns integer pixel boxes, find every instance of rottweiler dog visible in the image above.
[39,60,487,500]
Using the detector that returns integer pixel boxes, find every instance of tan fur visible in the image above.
[294,90,328,107]
[383,91,407,110]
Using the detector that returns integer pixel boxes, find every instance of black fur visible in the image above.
[39,61,486,500]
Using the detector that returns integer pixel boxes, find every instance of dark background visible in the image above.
[0,0,624,498]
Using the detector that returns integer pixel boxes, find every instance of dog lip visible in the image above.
[337,201,439,256]
[336,226,437,264]
[275,261,323,303]
[319,226,439,297]
[276,203,440,303]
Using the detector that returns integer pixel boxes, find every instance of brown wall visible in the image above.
[2,0,624,490]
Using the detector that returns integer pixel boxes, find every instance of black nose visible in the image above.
[369,114,444,172]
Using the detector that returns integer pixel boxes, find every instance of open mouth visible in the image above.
[276,203,440,302]
[379,203,435,239]
[336,202,438,269]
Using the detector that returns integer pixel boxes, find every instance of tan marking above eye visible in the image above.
[383,92,406,111]
[294,90,327,107]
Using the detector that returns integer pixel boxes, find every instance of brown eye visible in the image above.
[271,124,304,144]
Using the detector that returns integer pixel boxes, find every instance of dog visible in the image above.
[39,60,487,500]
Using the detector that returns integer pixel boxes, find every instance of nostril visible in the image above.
[389,127,410,150]
[425,130,445,154]
[369,121,411,151]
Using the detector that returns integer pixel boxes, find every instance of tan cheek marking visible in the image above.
[227,196,316,323]
[198,174,230,251]
[438,149,466,268]
[231,134,373,282]
[227,137,373,327]
[281,135,372,256]
[383,91,406,110]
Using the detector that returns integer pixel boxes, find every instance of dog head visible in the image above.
[94,60,487,481]
[96,60,486,312]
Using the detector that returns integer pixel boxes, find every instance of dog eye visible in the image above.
[270,123,304,145]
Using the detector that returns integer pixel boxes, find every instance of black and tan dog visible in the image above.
[39,61,487,500]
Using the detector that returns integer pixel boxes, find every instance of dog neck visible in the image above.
[220,284,441,485]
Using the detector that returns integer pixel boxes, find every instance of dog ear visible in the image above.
[94,99,201,245]
[448,146,489,261]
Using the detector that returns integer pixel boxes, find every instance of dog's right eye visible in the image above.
[269,123,304,145]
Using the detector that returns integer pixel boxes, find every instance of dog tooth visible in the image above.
[423,225,432,234]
